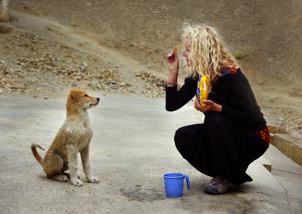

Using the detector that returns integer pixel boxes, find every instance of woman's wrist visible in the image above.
[167,74,178,87]
[167,81,177,87]
[216,104,222,112]
[166,81,178,86]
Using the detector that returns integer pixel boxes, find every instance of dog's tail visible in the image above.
[31,143,45,166]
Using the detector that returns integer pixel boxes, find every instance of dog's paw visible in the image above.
[71,178,83,186]
[52,175,68,182]
[87,176,99,183]
[61,173,80,179]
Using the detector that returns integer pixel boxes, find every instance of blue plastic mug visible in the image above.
[163,173,191,198]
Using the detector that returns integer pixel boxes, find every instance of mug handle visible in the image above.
[183,174,191,190]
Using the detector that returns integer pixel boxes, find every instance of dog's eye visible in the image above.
[84,94,88,97]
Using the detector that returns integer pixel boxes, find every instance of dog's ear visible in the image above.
[69,89,80,102]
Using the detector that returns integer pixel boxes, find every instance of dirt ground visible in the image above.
[0,0,302,140]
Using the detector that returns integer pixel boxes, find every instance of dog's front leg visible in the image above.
[80,145,99,183]
[67,145,83,186]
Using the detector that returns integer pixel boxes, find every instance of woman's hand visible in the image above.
[194,99,222,113]
[167,51,179,74]
[166,52,179,87]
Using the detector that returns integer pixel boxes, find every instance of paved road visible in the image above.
[0,93,301,214]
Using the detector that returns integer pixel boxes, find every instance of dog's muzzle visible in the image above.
[90,98,100,106]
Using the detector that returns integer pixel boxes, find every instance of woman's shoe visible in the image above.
[204,176,239,195]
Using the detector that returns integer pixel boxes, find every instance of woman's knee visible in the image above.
[174,126,190,153]
[174,127,184,145]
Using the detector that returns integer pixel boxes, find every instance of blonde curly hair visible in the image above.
[182,24,238,93]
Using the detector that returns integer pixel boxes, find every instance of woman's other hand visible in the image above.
[194,99,222,113]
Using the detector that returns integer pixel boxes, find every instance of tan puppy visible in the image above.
[31,89,100,186]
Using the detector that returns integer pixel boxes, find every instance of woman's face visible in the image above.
[182,41,192,66]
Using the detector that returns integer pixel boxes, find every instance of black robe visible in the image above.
[165,68,268,184]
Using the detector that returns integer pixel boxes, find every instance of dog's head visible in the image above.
[68,89,100,109]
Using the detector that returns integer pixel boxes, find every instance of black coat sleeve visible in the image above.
[165,76,197,111]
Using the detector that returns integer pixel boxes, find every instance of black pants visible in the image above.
[174,112,268,184]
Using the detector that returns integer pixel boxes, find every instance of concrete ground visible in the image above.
[0,92,301,214]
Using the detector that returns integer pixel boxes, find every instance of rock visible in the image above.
[75,76,82,80]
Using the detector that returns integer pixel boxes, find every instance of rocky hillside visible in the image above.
[0,0,301,139]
